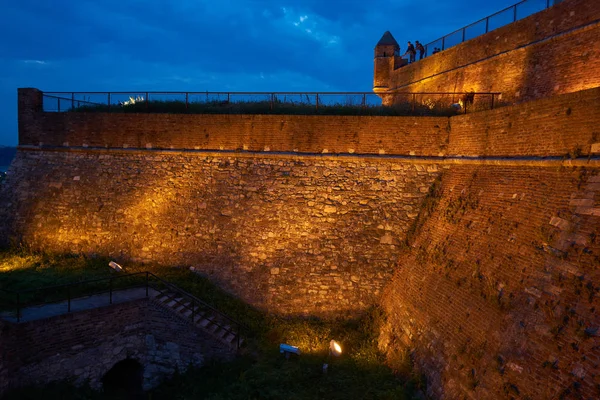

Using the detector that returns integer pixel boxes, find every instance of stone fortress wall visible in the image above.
[3,86,600,398]
[1,0,600,396]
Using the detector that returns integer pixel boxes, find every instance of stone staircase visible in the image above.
[151,290,244,350]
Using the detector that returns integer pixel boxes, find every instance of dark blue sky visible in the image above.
[0,0,519,146]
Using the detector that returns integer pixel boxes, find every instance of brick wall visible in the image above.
[380,165,600,399]
[449,87,600,157]
[1,298,233,394]
[19,90,449,157]
[377,0,600,103]
[0,320,17,394]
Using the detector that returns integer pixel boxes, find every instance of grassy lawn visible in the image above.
[0,249,423,399]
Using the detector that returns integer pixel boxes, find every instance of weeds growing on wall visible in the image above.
[70,99,462,117]
[0,249,421,399]
[404,174,443,247]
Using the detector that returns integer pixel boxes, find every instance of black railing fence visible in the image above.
[0,271,245,349]
[42,91,502,115]
[423,0,563,57]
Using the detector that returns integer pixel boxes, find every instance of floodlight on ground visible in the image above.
[280,343,301,358]
[108,261,123,272]
[329,340,342,357]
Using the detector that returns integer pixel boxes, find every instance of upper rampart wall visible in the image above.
[376,0,600,104]
[18,89,449,158]
[18,87,600,158]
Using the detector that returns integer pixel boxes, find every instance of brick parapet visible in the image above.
[379,0,600,103]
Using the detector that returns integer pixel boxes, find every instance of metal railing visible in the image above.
[423,0,561,57]
[41,90,502,115]
[0,271,245,349]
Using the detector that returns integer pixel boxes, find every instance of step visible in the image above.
[155,293,172,303]
[166,298,185,308]
[174,302,191,313]
[197,318,213,328]
[193,313,206,323]
[223,332,236,344]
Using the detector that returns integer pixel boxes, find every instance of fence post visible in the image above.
[109,278,113,304]
[442,36,446,50]
[412,93,416,113]
[67,287,71,313]
[315,94,319,112]
[108,93,111,111]
[485,17,489,33]
[362,93,366,109]
[491,94,495,110]
[71,93,75,110]
[270,93,274,111]
[146,92,149,110]
[547,0,550,8]
[16,293,20,322]
[513,5,517,22]
[462,28,466,43]
[185,93,189,110]
[57,98,60,112]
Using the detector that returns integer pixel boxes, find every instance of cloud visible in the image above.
[22,60,49,65]
[0,0,520,145]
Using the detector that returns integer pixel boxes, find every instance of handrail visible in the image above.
[41,90,503,114]
[0,270,246,348]
[42,90,501,95]
[43,94,105,107]
[0,271,148,294]
[423,0,556,56]
[43,90,499,95]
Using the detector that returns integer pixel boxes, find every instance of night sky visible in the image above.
[0,0,519,146]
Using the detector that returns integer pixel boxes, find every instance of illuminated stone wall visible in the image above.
[0,150,441,316]
[376,0,600,104]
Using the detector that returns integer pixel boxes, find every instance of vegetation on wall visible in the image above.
[70,99,462,117]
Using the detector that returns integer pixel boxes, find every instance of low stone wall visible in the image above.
[1,298,233,394]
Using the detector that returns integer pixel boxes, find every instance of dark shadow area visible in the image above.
[102,358,144,400]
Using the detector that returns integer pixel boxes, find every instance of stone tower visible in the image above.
[373,31,404,94]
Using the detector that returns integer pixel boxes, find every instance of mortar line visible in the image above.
[17,146,600,167]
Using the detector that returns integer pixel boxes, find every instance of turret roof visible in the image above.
[376,31,399,46]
